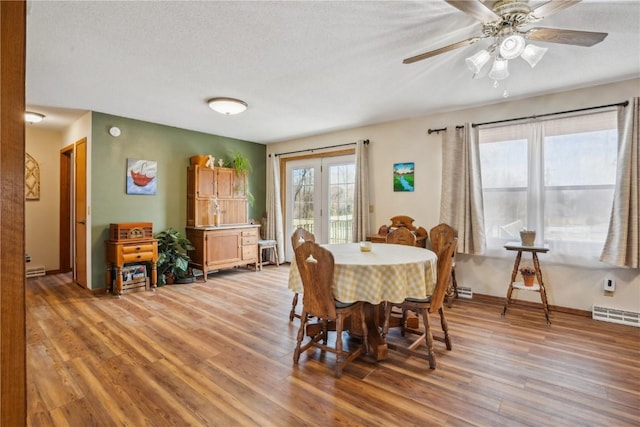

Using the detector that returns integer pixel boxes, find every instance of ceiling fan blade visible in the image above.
[403,37,482,64]
[445,1,499,22]
[530,0,582,19]
[526,27,608,47]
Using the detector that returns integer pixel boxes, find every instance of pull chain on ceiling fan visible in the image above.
[404,0,608,97]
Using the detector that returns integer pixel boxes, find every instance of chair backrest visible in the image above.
[386,227,416,246]
[429,238,457,313]
[429,223,457,254]
[291,227,315,249]
[294,241,337,319]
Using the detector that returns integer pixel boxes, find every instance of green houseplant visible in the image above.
[155,228,195,285]
[227,151,255,207]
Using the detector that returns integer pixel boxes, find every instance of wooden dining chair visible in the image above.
[385,227,416,246]
[382,238,457,369]
[430,223,458,307]
[289,227,316,321]
[293,241,368,378]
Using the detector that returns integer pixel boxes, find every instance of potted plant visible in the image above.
[154,228,195,285]
[227,151,255,207]
[519,266,536,287]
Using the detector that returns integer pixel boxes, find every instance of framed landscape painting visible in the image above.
[126,159,157,195]
[393,162,414,192]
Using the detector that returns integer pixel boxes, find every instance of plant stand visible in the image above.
[502,241,551,325]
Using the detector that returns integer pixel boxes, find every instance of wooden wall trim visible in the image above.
[0,1,27,424]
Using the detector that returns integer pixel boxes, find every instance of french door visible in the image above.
[285,154,355,261]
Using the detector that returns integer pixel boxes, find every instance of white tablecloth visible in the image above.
[288,243,437,304]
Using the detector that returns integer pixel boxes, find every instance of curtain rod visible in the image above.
[269,139,369,157]
[427,100,628,134]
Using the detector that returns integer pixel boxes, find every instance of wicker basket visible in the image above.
[190,155,210,167]
[520,230,536,246]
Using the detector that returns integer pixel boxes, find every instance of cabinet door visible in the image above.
[216,168,235,198]
[205,230,242,266]
[232,171,246,198]
[196,167,215,198]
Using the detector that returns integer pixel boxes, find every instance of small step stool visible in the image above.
[258,239,279,270]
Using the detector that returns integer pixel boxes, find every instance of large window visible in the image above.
[479,111,617,262]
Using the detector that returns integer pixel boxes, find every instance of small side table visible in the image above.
[502,242,551,324]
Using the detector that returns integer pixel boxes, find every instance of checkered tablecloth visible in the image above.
[288,243,437,304]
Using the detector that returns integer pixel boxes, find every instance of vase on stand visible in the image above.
[522,274,535,287]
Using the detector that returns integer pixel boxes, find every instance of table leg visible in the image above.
[150,261,157,290]
[532,253,551,325]
[502,250,522,316]
[114,265,123,296]
[364,303,388,361]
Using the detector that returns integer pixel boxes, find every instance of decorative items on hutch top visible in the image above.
[367,215,428,248]
[105,222,158,295]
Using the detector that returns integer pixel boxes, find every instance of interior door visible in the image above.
[74,138,88,288]
[285,154,355,260]
[59,146,73,273]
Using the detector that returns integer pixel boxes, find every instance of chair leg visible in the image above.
[293,310,308,364]
[421,309,436,369]
[439,307,452,350]
[289,293,299,321]
[446,267,458,308]
[360,305,368,355]
[334,315,344,378]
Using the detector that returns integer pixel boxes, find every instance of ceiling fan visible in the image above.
[403,0,608,68]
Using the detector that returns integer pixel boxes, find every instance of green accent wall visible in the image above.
[91,112,266,289]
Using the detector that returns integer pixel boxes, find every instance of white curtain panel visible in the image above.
[352,139,370,242]
[440,125,486,255]
[600,97,640,268]
[266,155,285,263]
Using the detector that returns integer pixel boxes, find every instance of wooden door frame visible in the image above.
[0,1,27,425]
[59,145,73,273]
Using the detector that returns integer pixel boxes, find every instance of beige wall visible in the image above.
[25,127,64,271]
[268,78,640,313]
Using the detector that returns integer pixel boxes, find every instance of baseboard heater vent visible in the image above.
[592,305,639,327]
[457,286,473,299]
[26,265,46,278]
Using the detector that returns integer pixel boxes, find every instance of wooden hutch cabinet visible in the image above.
[186,225,259,280]
[186,164,257,279]
[187,165,247,227]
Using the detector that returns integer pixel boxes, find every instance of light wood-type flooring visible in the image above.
[27,265,639,426]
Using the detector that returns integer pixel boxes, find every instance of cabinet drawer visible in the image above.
[122,244,156,254]
[122,251,155,263]
[242,235,258,245]
[242,244,258,260]
[242,229,258,237]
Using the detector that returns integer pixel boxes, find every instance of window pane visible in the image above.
[544,187,615,243]
[328,163,355,244]
[480,139,527,188]
[545,130,617,186]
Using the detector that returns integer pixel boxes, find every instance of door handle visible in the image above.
[77,220,86,225]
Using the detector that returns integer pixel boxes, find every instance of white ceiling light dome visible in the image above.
[207,97,248,115]
[499,34,526,59]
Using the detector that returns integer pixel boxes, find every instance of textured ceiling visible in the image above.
[26,1,640,144]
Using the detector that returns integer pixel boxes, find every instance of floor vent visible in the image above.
[457,286,473,299]
[592,305,639,327]
[26,265,46,278]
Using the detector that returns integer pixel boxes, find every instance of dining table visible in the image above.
[288,242,437,360]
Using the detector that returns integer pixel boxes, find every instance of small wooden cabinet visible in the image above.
[105,239,158,295]
[187,165,248,226]
[186,225,259,280]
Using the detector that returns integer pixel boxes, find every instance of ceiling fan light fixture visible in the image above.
[499,34,526,59]
[25,111,45,124]
[465,49,492,74]
[520,44,548,68]
[488,58,509,80]
[207,97,248,115]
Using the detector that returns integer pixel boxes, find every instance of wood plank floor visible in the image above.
[26,265,639,426]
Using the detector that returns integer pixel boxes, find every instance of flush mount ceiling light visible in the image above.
[207,97,248,115]
[25,111,45,124]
